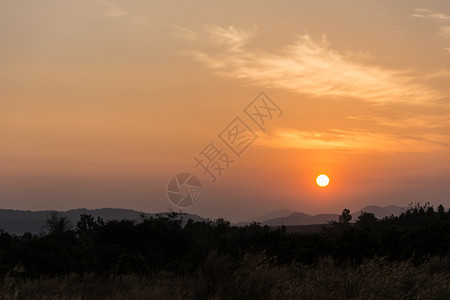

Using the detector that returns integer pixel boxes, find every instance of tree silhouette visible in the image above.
[339,208,352,224]
[76,214,104,234]
[356,211,378,228]
[45,212,72,235]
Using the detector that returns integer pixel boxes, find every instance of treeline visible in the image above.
[0,203,449,277]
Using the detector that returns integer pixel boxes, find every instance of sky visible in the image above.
[1,0,450,222]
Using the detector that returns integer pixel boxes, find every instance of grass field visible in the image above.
[2,254,449,300]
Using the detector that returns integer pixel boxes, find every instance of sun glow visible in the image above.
[316,174,330,187]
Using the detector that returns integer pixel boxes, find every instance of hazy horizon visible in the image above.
[2,1,450,223]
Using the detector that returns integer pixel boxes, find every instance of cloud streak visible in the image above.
[93,0,129,17]
[256,128,449,153]
[169,24,198,42]
[174,24,450,152]
[412,8,450,21]
[189,26,442,105]
[254,111,450,152]
[412,8,450,53]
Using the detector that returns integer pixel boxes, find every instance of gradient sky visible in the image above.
[1,0,450,221]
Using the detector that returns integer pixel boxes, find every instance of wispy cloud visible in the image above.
[425,69,450,80]
[439,26,450,38]
[188,26,442,105]
[174,24,450,152]
[346,114,450,130]
[412,8,450,21]
[169,24,198,42]
[204,25,257,51]
[412,8,450,53]
[256,112,450,152]
[256,128,449,153]
[93,0,129,17]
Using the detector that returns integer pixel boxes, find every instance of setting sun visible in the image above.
[316,174,330,187]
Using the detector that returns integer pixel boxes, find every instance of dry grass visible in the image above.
[1,255,449,300]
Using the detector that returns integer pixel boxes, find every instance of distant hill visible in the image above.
[262,213,338,226]
[259,205,407,226]
[254,209,299,222]
[0,208,204,235]
[356,205,405,219]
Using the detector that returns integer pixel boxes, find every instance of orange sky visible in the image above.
[1,0,450,221]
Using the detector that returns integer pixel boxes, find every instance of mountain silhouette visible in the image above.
[258,205,406,226]
[262,213,338,226]
[0,208,204,235]
[253,209,299,222]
